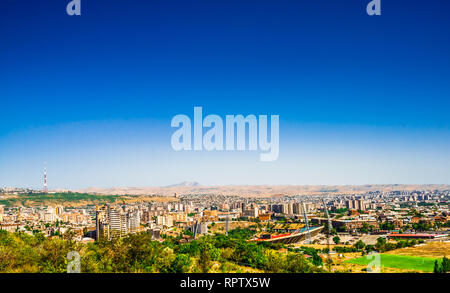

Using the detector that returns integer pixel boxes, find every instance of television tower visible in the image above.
[43,162,48,193]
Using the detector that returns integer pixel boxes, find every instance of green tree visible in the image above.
[354,240,366,250]
[434,260,442,273]
[311,253,323,267]
[170,253,191,273]
[286,253,315,273]
[197,238,220,273]
[333,236,340,244]
[442,256,450,273]
[359,223,369,234]
[265,250,286,273]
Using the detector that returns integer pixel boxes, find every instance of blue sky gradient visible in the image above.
[1,0,449,188]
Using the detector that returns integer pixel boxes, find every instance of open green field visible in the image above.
[346,254,441,272]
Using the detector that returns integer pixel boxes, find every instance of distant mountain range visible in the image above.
[165,181,201,187]
[77,184,450,198]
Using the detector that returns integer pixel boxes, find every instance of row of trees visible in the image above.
[318,237,423,256]
[434,256,450,273]
[0,227,325,273]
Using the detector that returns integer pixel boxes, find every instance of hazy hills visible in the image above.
[78,184,450,198]
[165,181,201,188]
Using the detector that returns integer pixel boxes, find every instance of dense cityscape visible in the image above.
[1,186,449,273]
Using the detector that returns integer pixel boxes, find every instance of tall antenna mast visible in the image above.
[43,162,48,193]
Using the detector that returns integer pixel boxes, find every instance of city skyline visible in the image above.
[1,184,449,274]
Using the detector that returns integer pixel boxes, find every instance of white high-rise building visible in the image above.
[127,210,140,233]
[287,203,293,215]
[41,207,56,222]
[157,215,173,227]
[108,207,123,238]
[96,204,142,240]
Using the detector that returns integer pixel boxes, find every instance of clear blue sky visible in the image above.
[1,0,449,189]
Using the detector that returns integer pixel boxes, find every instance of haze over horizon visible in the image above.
[5,182,450,193]
[78,183,450,198]
[1,1,450,189]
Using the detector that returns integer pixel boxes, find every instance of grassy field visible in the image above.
[346,254,441,272]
